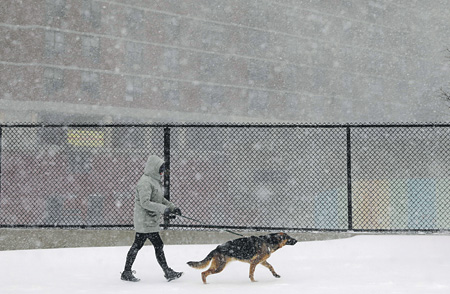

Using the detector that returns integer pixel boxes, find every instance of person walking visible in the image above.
[121,155,183,282]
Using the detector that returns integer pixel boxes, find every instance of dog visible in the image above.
[187,232,297,283]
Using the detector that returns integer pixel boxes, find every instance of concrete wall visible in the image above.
[0,228,354,251]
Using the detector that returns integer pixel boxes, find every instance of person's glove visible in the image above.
[172,207,182,216]
[164,208,176,219]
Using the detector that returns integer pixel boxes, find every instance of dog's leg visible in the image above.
[249,261,260,282]
[249,249,271,282]
[201,255,227,284]
[201,271,209,284]
[261,261,280,278]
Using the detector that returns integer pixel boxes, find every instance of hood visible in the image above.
[143,155,164,180]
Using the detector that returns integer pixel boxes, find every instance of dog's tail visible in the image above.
[187,249,216,269]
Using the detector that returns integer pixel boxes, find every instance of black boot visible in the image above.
[121,270,140,282]
[164,268,183,282]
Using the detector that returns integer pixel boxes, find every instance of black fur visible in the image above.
[187,233,297,283]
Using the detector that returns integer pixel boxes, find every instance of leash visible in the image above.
[175,214,245,237]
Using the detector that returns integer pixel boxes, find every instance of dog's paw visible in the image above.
[273,274,281,278]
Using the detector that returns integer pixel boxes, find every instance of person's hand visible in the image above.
[172,207,182,216]
[164,208,176,219]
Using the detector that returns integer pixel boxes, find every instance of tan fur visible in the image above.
[187,233,297,284]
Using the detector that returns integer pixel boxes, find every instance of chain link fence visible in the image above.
[0,125,163,228]
[0,124,449,232]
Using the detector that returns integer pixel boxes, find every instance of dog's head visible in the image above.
[266,232,298,248]
[279,232,298,246]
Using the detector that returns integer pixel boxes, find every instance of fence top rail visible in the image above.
[1,122,450,128]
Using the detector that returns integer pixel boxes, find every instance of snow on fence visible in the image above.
[0,123,449,232]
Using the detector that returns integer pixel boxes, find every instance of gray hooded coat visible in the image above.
[133,155,175,233]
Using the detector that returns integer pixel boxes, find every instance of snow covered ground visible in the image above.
[1,235,449,294]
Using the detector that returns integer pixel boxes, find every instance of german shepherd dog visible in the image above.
[187,233,297,283]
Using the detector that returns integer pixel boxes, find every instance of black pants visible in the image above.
[124,232,169,273]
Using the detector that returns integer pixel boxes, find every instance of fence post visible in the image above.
[346,126,353,230]
[163,126,171,200]
[0,126,2,200]
[163,126,171,230]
